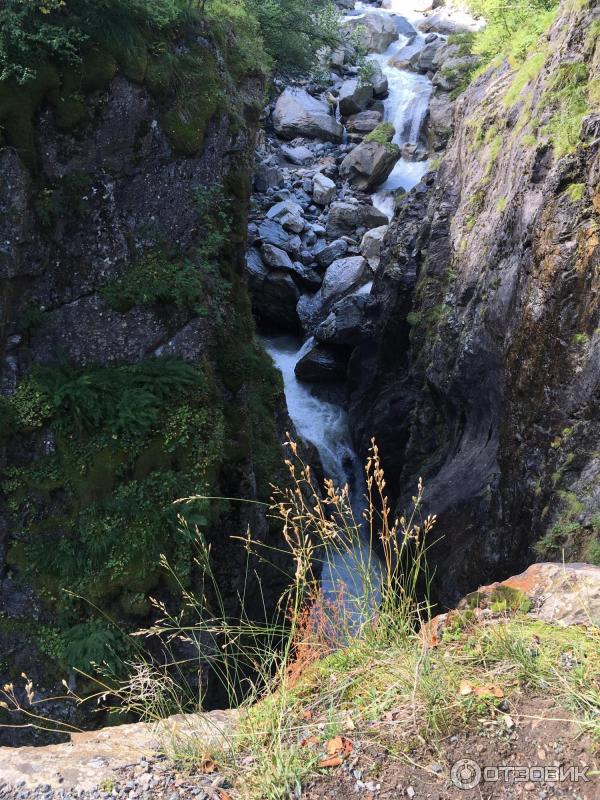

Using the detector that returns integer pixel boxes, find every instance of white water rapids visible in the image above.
[263,0,433,616]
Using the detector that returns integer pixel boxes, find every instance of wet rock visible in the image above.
[342,13,399,53]
[401,142,429,161]
[273,88,343,143]
[294,343,347,382]
[370,60,389,98]
[312,172,336,206]
[338,79,374,117]
[339,141,401,192]
[250,267,300,331]
[360,225,388,269]
[346,110,383,135]
[326,202,362,238]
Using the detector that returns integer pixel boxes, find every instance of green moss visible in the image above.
[496,196,507,212]
[365,122,396,146]
[406,311,422,328]
[566,183,585,203]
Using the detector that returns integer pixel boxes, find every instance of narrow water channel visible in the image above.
[263,0,433,614]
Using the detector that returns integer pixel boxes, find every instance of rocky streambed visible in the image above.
[245,0,482,541]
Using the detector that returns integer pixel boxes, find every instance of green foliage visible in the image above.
[35,171,94,226]
[543,62,593,157]
[246,0,340,74]
[467,0,559,65]
[62,619,131,673]
[503,50,546,108]
[102,184,232,314]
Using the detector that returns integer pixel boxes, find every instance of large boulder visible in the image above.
[326,201,389,238]
[338,79,373,117]
[339,140,401,191]
[280,144,315,165]
[417,9,484,35]
[369,60,389,97]
[261,243,294,271]
[312,173,336,206]
[315,238,349,267]
[297,256,369,332]
[427,89,455,149]
[273,88,343,143]
[409,40,445,73]
[314,291,376,346]
[342,13,399,54]
[294,343,348,382]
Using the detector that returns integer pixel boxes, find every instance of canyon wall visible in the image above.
[349,0,600,604]
[0,13,286,742]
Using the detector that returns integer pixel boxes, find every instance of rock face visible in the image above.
[348,1,600,605]
[0,26,288,744]
[273,88,344,142]
[339,140,401,191]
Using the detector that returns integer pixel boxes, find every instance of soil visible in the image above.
[303,696,599,800]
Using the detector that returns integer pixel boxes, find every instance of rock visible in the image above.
[401,142,429,161]
[273,88,343,142]
[362,204,389,229]
[410,40,444,73]
[258,219,291,250]
[360,225,388,268]
[339,140,401,191]
[369,60,388,97]
[280,144,315,165]
[251,268,300,331]
[254,161,284,192]
[326,202,362,239]
[315,238,349,267]
[312,172,336,206]
[294,343,347,382]
[266,199,304,222]
[346,110,383,134]
[297,256,369,331]
[427,89,455,149]
[433,55,480,92]
[342,13,399,53]
[261,243,294,271]
[457,563,600,628]
[314,292,376,346]
[338,79,374,117]
[417,10,484,35]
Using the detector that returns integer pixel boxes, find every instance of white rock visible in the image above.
[312,173,336,206]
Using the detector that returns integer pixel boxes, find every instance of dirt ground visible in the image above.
[303,696,599,799]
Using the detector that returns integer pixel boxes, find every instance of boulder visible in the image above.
[266,199,304,221]
[294,344,347,382]
[339,140,401,191]
[315,238,349,267]
[297,256,369,332]
[346,110,383,134]
[410,40,444,73]
[261,243,294,271]
[258,219,291,250]
[280,144,315,165]
[401,142,429,161]
[312,172,336,206]
[338,79,373,117]
[360,225,388,269]
[342,13,399,54]
[363,204,390,229]
[314,292,376,346]
[432,55,480,92]
[273,88,343,143]
[326,202,362,239]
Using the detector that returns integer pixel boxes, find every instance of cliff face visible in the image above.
[0,16,285,742]
[350,0,600,604]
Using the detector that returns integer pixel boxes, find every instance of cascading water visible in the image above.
[262,0,434,612]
